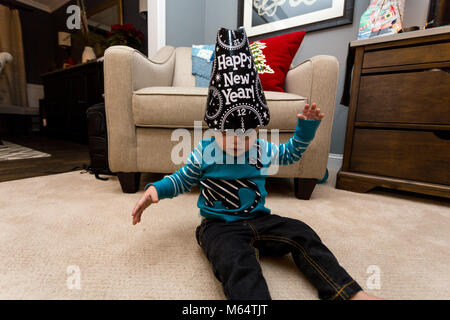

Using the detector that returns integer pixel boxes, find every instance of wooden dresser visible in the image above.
[337,27,450,198]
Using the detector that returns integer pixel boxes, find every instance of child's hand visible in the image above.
[131,185,159,225]
[297,103,325,120]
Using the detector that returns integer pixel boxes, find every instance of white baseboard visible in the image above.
[328,153,343,169]
[329,153,343,160]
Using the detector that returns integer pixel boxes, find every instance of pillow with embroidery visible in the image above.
[250,31,306,92]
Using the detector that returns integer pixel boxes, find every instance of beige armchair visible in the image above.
[104,45,339,199]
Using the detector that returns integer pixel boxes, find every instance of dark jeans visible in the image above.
[195,213,362,300]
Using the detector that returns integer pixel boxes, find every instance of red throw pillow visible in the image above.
[250,31,306,92]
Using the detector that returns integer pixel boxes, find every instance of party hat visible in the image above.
[204,27,269,132]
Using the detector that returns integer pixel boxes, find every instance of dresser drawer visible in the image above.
[362,42,450,68]
[357,70,450,124]
[350,129,450,186]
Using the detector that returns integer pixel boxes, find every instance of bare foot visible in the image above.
[350,291,384,300]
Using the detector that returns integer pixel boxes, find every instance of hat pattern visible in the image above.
[205,27,269,132]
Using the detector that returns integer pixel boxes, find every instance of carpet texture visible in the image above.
[0,168,449,300]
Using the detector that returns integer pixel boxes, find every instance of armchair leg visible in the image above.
[117,172,141,193]
[294,178,317,200]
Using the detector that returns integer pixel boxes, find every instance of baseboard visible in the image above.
[328,153,343,169]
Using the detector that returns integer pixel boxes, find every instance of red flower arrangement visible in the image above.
[107,24,145,50]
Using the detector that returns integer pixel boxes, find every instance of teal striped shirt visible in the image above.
[145,118,321,222]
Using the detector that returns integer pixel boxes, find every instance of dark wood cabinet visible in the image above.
[41,60,104,143]
[337,28,450,198]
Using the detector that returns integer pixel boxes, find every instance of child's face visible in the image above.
[214,129,257,156]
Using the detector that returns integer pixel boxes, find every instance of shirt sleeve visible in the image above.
[144,142,203,200]
[266,118,321,166]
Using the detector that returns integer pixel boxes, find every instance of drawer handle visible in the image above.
[433,131,450,140]
[429,67,450,74]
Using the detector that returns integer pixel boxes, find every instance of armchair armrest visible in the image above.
[285,55,339,179]
[104,45,176,172]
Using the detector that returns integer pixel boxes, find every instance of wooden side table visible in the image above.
[41,60,104,143]
[337,26,450,198]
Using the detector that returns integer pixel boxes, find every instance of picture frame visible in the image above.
[87,0,124,32]
[238,0,355,38]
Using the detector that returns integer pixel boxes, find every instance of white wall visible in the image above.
[147,0,166,57]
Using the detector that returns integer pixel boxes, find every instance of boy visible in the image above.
[131,103,380,300]
[133,26,382,300]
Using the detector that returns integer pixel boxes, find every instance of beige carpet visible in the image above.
[0,167,449,300]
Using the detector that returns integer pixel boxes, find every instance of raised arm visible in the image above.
[267,103,323,166]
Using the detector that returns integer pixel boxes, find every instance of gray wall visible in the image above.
[204,0,239,42]
[166,0,430,154]
[166,0,206,46]
[280,1,369,155]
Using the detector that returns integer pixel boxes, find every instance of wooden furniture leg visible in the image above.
[294,178,317,200]
[117,172,141,193]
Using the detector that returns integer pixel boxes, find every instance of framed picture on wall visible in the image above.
[87,0,124,31]
[238,0,355,37]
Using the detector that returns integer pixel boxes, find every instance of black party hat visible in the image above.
[204,27,269,132]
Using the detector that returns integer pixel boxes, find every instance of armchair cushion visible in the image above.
[132,86,307,131]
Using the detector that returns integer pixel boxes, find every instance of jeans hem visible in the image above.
[330,281,363,301]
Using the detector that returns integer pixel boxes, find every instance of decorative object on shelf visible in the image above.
[401,26,420,32]
[205,27,269,133]
[77,0,94,62]
[238,0,354,37]
[77,0,89,44]
[58,31,73,67]
[358,0,404,40]
[58,32,71,47]
[62,57,75,69]
[87,0,123,29]
[106,24,145,51]
[72,0,107,62]
[82,46,96,63]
